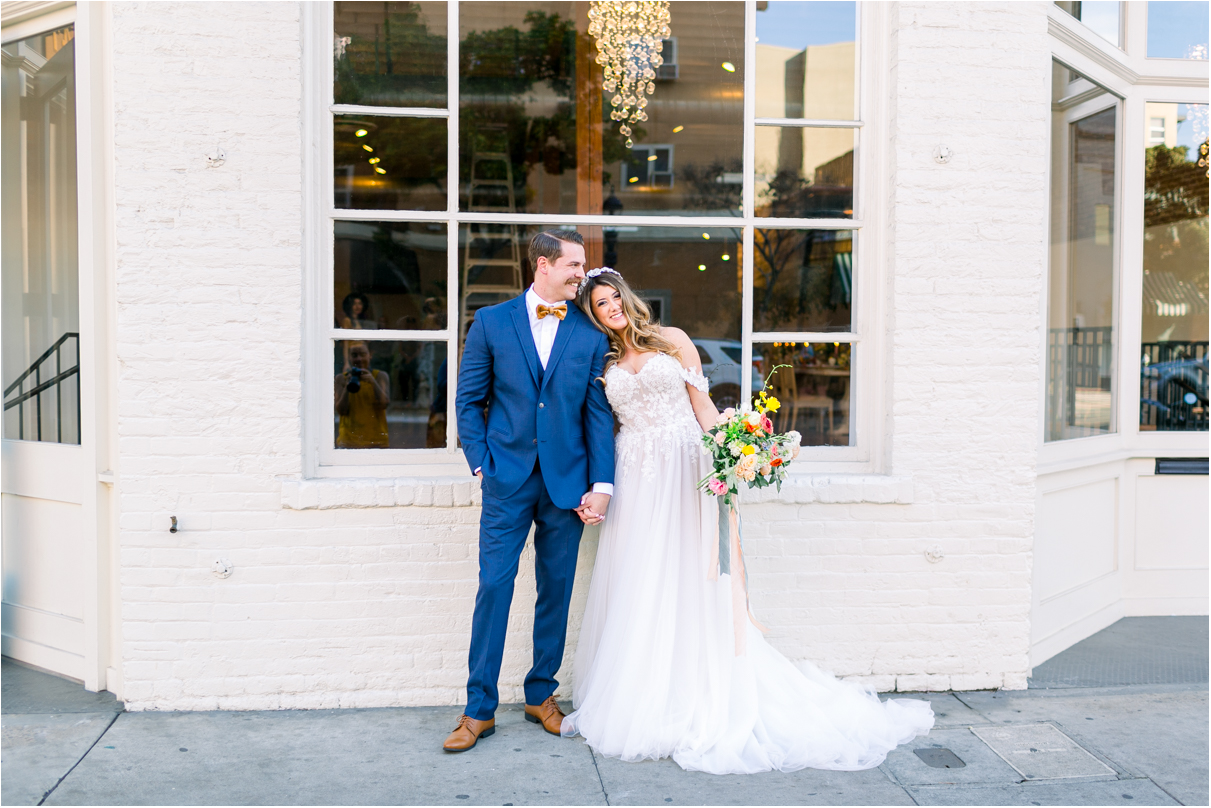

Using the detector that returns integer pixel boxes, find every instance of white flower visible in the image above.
[729,441,744,457]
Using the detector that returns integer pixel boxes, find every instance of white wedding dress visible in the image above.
[560,352,935,774]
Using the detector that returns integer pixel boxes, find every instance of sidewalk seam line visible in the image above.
[37,711,122,807]
[588,745,610,805]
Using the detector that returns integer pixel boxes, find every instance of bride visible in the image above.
[561,267,935,775]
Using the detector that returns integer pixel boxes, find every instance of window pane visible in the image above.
[334,1,448,108]
[458,1,744,216]
[334,340,449,449]
[1046,63,1116,442]
[1054,2,1121,47]
[1146,1,1209,60]
[1,26,80,444]
[1140,102,1208,432]
[753,229,851,332]
[334,115,448,210]
[755,1,855,120]
[335,221,448,331]
[457,224,743,410]
[755,126,853,218]
[754,342,851,446]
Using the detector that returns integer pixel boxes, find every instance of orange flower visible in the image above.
[771,458,783,467]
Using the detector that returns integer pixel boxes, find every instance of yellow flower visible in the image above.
[741,444,756,456]
[765,396,781,412]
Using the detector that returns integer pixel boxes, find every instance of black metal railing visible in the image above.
[1140,341,1208,432]
[1046,326,1114,440]
[3,332,81,443]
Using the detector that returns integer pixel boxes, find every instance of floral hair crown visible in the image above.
[578,266,622,294]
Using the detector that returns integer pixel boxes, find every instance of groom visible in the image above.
[444,230,616,752]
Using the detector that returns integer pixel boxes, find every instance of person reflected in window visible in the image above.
[335,341,390,449]
[339,292,379,330]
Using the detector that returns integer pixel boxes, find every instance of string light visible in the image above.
[589,0,672,148]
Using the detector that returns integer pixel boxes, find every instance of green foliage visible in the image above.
[335,3,446,106]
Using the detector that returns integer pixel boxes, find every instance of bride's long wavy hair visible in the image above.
[576,271,680,374]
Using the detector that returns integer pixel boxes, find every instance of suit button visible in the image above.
[538,403,545,409]
[533,438,538,445]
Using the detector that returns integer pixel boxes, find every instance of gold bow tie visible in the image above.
[536,303,567,321]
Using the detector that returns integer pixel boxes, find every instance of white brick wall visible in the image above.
[112,1,1047,711]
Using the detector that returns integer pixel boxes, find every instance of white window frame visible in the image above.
[1042,1,1208,472]
[302,1,888,479]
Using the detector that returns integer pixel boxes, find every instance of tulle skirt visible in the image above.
[561,436,935,775]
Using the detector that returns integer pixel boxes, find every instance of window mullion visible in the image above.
[741,0,757,403]
[446,0,461,453]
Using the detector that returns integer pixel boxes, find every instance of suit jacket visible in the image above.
[456,294,615,510]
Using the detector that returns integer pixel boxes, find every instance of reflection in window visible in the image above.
[1,26,80,444]
[334,1,448,108]
[755,342,851,446]
[334,115,447,210]
[1140,102,1208,432]
[457,2,744,217]
[334,221,448,332]
[334,340,449,449]
[1145,1,1209,60]
[1046,63,1116,442]
[457,224,743,411]
[1054,2,1121,47]
[755,1,856,120]
[753,229,851,332]
[755,127,853,218]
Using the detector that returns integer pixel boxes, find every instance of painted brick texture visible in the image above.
[113,2,1046,711]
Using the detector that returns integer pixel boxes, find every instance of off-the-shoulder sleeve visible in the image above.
[680,364,710,393]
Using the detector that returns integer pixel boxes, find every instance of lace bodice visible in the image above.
[604,353,709,479]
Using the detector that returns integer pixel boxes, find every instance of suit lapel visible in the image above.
[509,295,541,388]
[540,307,580,392]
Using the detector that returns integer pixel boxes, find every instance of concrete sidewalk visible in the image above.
[3,617,1207,806]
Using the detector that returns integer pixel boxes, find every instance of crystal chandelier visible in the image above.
[588,1,671,149]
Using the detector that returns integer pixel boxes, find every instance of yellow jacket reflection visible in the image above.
[335,342,390,449]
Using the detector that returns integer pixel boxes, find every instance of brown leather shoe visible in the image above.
[524,695,565,736]
[443,714,495,752]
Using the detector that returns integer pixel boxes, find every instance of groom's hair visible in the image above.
[529,229,584,267]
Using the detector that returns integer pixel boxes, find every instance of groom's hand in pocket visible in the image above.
[577,492,610,525]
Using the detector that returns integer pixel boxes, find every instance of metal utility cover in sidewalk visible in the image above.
[971,723,1115,781]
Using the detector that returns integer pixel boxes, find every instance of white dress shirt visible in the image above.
[525,286,562,369]
[476,287,613,498]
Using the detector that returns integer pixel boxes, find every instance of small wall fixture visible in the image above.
[170,516,179,533]
[933,145,952,164]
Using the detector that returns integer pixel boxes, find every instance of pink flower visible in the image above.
[708,478,728,496]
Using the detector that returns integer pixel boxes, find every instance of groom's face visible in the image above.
[536,241,587,301]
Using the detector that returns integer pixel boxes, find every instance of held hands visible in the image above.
[577,491,611,526]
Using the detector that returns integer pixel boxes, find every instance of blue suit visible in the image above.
[456,294,615,719]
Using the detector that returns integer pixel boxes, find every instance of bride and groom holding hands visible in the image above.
[445,229,934,774]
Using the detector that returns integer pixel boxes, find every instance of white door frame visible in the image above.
[0,0,118,695]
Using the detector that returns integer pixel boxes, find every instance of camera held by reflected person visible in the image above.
[346,366,370,393]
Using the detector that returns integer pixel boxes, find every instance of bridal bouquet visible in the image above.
[698,387,801,505]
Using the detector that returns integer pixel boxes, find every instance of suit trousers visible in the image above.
[466,459,584,720]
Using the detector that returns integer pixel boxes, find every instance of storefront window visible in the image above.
[1054,2,1121,48]
[1139,102,1208,432]
[319,1,866,459]
[1046,63,1117,442]
[1,26,79,444]
[1145,1,1209,60]
[753,341,851,447]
